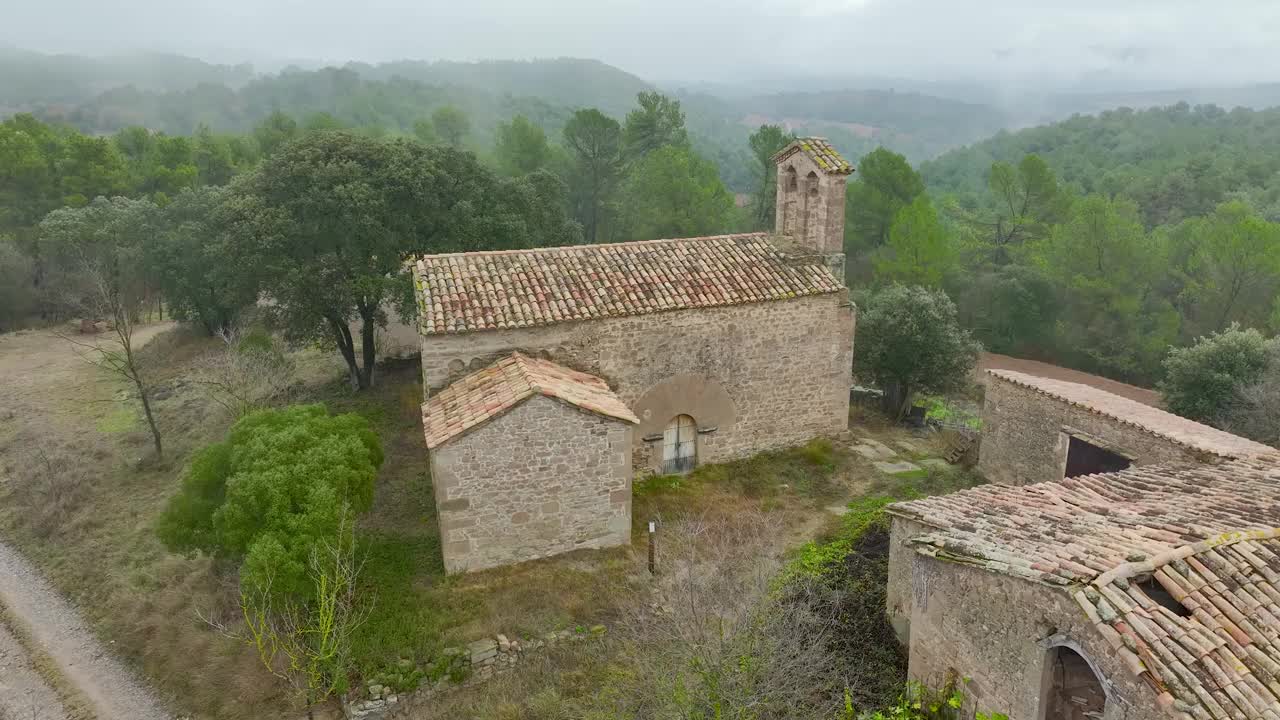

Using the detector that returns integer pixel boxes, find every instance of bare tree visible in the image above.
[609,512,847,719]
[202,524,370,720]
[193,326,298,418]
[58,246,164,458]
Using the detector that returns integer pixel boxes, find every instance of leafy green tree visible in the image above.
[157,404,383,599]
[431,105,470,147]
[1159,325,1276,425]
[253,111,299,157]
[58,134,129,206]
[494,114,550,175]
[1035,195,1179,382]
[234,132,568,388]
[411,118,438,145]
[192,125,238,186]
[563,109,623,244]
[0,237,35,331]
[960,155,1067,264]
[1179,201,1280,334]
[845,148,924,254]
[748,124,795,230]
[948,264,1058,358]
[854,285,981,418]
[618,145,733,240]
[497,169,583,247]
[147,186,260,335]
[622,91,688,160]
[874,196,955,287]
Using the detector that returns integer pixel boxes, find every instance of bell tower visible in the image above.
[772,137,854,257]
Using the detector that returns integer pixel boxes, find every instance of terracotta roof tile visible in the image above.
[412,233,843,335]
[989,370,1276,460]
[421,352,637,449]
[890,458,1280,720]
[771,137,855,175]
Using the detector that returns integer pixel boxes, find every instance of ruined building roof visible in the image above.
[888,458,1280,586]
[890,458,1280,720]
[988,370,1276,460]
[421,352,638,449]
[412,233,843,335]
[771,137,855,175]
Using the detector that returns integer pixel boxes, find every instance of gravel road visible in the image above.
[0,541,171,720]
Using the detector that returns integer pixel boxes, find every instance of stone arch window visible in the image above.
[1041,642,1108,720]
[806,170,820,196]
[784,166,798,192]
[662,415,697,474]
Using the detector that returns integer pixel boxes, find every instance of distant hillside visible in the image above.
[731,89,1014,164]
[922,102,1280,225]
[1043,83,1280,121]
[349,58,652,117]
[0,48,253,113]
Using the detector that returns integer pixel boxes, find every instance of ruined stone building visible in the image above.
[979,370,1274,485]
[415,138,857,573]
[888,370,1280,720]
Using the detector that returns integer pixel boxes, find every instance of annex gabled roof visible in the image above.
[412,233,843,335]
[989,370,1276,460]
[771,137,854,175]
[890,457,1280,720]
[421,352,638,449]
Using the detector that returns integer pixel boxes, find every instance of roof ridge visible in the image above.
[414,232,770,262]
[987,369,1275,460]
[1092,526,1280,588]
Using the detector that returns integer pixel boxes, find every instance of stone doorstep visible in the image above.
[853,444,896,460]
[873,460,923,475]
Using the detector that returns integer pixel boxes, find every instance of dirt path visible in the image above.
[0,325,174,720]
[0,618,69,720]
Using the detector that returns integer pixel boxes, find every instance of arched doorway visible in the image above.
[663,415,697,474]
[1043,645,1107,720]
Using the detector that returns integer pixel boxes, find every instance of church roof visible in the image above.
[421,352,637,449]
[412,233,843,335]
[989,370,1276,460]
[889,457,1280,720]
[771,137,855,175]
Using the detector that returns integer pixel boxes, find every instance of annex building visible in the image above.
[888,370,1280,720]
[415,138,857,573]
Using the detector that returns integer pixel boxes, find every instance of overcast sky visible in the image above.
[6,0,1280,90]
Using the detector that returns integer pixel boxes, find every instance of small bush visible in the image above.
[156,403,383,598]
[1160,324,1275,424]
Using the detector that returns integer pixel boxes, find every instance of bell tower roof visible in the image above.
[771,137,854,176]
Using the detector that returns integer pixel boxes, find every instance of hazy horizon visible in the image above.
[5,0,1280,95]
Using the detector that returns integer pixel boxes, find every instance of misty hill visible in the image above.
[923,102,1280,226]
[732,89,1013,163]
[1041,84,1280,121]
[0,48,253,113]
[348,58,652,117]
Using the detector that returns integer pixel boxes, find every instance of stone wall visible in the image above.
[887,517,1163,720]
[977,376,1207,486]
[421,293,854,474]
[430,395,632,573]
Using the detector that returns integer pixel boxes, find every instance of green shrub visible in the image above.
[157,403,383,598]
[1160,324,1276,423]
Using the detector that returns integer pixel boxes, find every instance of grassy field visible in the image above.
[0,323,983,719]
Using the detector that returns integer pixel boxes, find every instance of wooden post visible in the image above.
[647,520,657,575]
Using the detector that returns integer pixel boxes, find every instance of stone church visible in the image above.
[414,138,857,573]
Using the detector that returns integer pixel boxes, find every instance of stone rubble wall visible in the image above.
[977,376,1207,486]
[346,626,606,720]
[430,395,632,573]
[421,293,855,475]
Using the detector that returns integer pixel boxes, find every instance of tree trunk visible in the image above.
[326,316,364,390]
[358,305,377,390]
[134,374,163,458]
[881,379,912,421]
